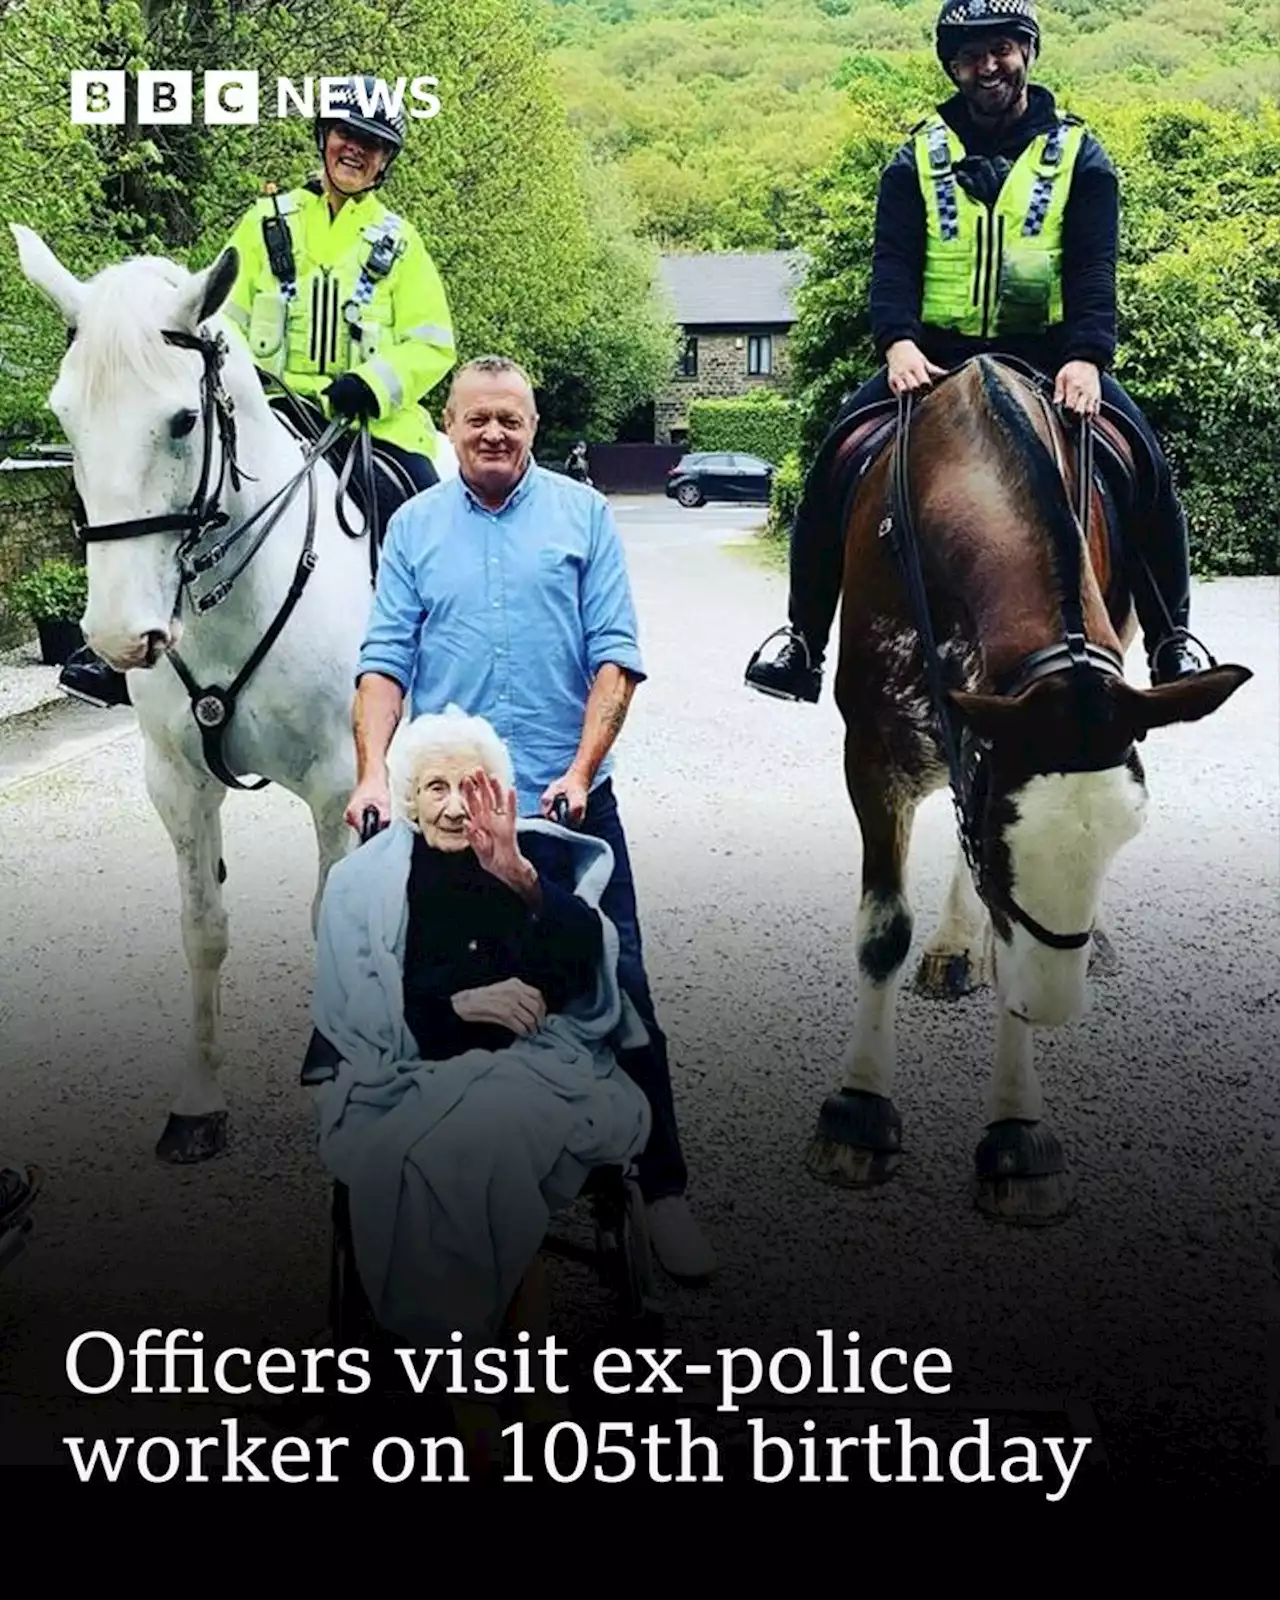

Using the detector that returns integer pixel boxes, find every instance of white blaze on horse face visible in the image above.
[995,765,1147,1027]
[48,270,210,669]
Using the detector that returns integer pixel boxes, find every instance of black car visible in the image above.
[665,450,774,507]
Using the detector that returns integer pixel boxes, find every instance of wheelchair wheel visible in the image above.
[592,1173,663,1340]
[620,1176,663,1329]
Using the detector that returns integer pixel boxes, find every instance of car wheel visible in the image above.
[676,482,703,507]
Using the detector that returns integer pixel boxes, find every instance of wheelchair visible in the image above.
[319,803,665,1365]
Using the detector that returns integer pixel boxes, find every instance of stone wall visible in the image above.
[0,464,79,649]
[655,330,792,444]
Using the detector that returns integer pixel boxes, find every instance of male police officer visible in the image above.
[745,0,1210,705]
[61,73,456,709]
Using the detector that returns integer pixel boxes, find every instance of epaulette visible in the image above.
[257,184,298,213]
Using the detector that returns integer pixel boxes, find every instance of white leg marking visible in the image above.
[987,1004,1043,1123]
[841,894,910,1099]
[144,738,229,1118]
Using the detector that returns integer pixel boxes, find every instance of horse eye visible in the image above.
[170,409,198,439]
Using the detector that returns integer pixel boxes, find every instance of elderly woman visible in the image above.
[306,705,651,1472]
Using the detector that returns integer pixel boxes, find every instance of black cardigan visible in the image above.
[869,84,1119,374]
[401,832,602,1060]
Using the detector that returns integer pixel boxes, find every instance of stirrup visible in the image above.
[1148,626,1217,675]
[745,625,813,677]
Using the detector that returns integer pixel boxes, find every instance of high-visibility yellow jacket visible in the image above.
[222,181,456,462]
[913,113,1086,341]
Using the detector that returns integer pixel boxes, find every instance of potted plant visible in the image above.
[6,558,88,665]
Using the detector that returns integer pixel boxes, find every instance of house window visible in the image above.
[678,336,698,378]
[747,335,773,376]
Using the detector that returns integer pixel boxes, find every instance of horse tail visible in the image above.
[974,354,1086,615]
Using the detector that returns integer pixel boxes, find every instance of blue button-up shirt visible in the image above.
[355,462,647,818]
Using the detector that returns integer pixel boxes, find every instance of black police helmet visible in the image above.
[936,0,1041,76]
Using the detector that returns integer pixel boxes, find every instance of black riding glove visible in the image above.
[325,373,379,421]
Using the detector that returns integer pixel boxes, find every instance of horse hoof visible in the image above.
[973,1120,1072,1226]
[915,949,988,999]
[804,1090,902,1187]
[1088,928,1119,978]
[155,1111,228,1163]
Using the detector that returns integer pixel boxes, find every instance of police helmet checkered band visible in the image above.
[315,75,407,154]
[936,0,1041,68]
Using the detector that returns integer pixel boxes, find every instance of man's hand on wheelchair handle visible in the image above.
[345,778,390,834]
[540,766,589,825]
[452,978,547,1036]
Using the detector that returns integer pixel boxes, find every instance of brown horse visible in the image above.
[803,354,1250,1224]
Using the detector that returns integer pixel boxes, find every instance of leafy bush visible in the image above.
[688,393,801,463]
[6,558,87,622]
[766,449,803,536]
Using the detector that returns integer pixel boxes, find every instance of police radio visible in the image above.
[259,184,296,296]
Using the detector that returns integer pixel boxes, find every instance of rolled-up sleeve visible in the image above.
[355,507,424,691]
[581,498,646,681]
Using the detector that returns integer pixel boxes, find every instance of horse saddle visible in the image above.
[261,380,419,546]
[823,355,1157,581]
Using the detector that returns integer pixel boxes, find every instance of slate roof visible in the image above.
[657,251,809,328]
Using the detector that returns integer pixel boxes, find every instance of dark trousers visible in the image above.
[786,362,1192,664]
[576,778,687,1202]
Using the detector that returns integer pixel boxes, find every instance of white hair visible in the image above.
[387,704,516,828]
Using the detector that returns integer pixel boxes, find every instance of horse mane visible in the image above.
[67,257,200,406]
[972,356,1085,620]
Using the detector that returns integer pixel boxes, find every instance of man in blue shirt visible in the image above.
[344,355,715,1283]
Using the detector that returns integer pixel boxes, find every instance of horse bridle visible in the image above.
[878,370,1129,953]
[71,323,367,790]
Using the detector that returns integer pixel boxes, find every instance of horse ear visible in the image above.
[175,246,239,328]
[1107,663,1252,738]
[947,687,1030,740]
[9,223,86,326]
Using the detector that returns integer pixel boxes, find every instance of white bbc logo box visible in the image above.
[70,71,261,124]
[69,73,441,125]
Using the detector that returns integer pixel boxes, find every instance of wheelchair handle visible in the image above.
[552,795,571,827]
[360,805,384,844]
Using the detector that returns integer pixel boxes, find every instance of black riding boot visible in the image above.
[742,479,838,703]
[744,375,895,704]
[1128,480,1211,685]
[58,646,132,708]
[743,446,849,704]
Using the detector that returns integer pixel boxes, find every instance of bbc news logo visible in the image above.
[69,72,441,125]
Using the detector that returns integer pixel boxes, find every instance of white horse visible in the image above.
[11,224,457,1163]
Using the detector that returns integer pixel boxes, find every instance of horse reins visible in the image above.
[72,323,382,790]
[879,377,1125,953]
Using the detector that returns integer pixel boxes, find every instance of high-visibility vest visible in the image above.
[221,183,456,461]
[913,114,1086,340]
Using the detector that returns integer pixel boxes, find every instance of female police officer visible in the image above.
[61,73,457,709]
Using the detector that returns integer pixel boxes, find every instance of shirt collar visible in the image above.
[460,458,539,515]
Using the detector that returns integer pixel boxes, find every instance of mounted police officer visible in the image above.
[745,0,1210,706]
[61,72,457,710]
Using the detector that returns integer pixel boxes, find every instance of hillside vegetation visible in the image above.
[544,0,1279,250]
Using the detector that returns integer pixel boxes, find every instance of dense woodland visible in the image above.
[0,0,1275,570]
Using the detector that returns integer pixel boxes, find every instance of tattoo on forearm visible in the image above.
[604,691,628,737]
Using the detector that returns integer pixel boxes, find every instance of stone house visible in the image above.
[653,250,808,445]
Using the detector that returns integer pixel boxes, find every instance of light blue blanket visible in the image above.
[310,817,652,1347]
